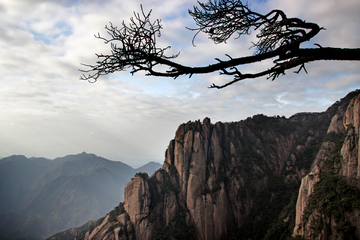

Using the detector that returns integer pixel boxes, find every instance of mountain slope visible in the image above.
[30,152,134,190]
[0,153,161,240]
[67,90,360,240]
[0,155,51,214]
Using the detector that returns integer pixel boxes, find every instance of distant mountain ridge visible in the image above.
[0,152,161,240]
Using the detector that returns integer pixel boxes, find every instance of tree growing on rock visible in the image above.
[80,0,360,89]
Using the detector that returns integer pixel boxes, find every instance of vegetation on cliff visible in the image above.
[300,126,360,239]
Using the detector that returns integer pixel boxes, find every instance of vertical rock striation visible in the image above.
[293,165,321,237]
[341,93,360,184]
[293,91,360,239]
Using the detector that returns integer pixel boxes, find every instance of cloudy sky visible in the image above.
[1,0,359,167]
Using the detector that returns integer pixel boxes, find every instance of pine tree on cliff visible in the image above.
[80,0,360,89]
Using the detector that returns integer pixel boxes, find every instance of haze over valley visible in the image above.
[0,152,161,239]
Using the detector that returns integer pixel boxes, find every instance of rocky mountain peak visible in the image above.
[65,90,360,240]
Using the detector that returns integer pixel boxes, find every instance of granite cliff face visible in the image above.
[341,94,360,183]
[67,90,360,240]
[293,92,360,239]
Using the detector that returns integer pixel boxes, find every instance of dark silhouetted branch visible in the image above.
[80,0,360,88]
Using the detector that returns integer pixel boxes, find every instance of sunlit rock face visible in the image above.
[293,165,321,237]
[293,91,360,239]
[124,175,152,240]
[341,94,360,183]
[65,90,360,240]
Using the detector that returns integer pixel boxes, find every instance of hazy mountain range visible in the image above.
[0,152,161,239]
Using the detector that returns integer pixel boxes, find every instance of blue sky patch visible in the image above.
[54,21,73,37]
[32,31,51,44]
[31,21,73,44]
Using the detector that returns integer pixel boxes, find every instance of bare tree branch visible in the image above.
[80,0,360,88]
[79,5,180,82]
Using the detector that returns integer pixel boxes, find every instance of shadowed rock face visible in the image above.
[67,90,360,240]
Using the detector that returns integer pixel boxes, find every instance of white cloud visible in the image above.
[0,0,359,167]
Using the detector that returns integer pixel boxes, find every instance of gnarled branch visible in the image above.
[80,0,360,88]
[80,5,179,82]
